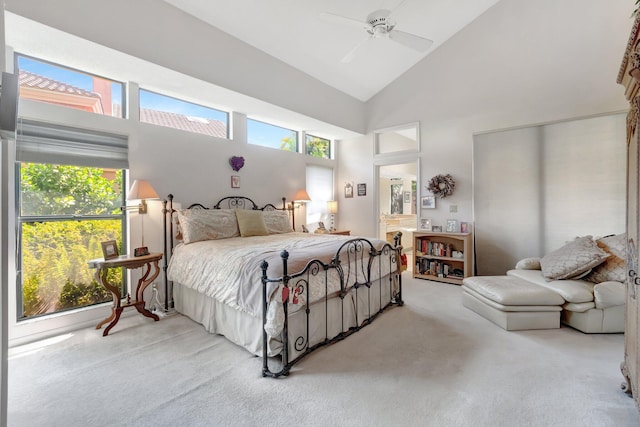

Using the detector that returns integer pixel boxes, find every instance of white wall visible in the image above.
[338,0,631,241]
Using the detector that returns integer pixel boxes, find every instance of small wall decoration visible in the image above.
[229,156,245,172]
[421,194,436,209]
[357,183,367,196]
[345,182,354,198]
[427,174,456,198]
[231,176,240,188]
[403,191,411,203]
[101,240,119,260]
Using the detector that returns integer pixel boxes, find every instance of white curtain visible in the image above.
[306,165,333,226]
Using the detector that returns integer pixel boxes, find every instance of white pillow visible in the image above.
[540,236,610,280]
[586,233,626,283]
[176,209,240,244]
[262,210,293,234]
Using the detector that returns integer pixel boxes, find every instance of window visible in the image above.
[16,120,128,320]
[247,118,298,152]
[306,165,334,225]
[16,54,125,118]
[139,89,228,138]
[18,163,125,319]
[306,134,332,159]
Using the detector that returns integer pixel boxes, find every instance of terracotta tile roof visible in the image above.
[139,108,227,138]
[18,70,101,99]
[19,70,227,138]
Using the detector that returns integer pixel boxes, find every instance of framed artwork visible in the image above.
[431,226,442,232]
[403,191,410,203]
[101,240,119,260]
[420,218,431,231]
[460,222,470,233]
[345,182,353,198]
[421,195,435,209]
[357,183,367,196]
[446,219,459,233]
[231,175,240,188]
[390,184,403,214]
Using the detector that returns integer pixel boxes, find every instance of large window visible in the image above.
[15,120,128,320]
[18,163,125,319]
[16,54,125,118]
[306,134,332,159]
[139,89,228,138]
[306,165,334,227]
[247,118,298,152]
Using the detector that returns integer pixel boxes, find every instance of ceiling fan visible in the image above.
[320,6,434,63]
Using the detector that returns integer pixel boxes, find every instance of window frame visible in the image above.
[247,117,299,152]
[138,88,229,139]
[305,133,332,159]
[15,53,126,118]
[15,163,127,321]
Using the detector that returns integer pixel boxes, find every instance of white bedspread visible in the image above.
[167,232,394,321]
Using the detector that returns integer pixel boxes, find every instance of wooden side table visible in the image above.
[88,252,162,336]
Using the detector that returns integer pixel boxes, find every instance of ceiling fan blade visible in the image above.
[340,36,371,63]
[319,12,370,31]
[388,30,434,52]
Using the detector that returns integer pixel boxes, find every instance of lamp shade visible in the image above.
[327,200,338,214]
[293,189,311,202]
[127,179,159,201]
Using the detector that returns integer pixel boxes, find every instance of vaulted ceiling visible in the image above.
[163,0,501,101]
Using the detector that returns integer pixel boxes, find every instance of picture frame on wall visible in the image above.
[357,183,366,196]
[345,182,353,198]
[446,219,459,233]
[420,218,431,230]
[101,240,119,260]
[403,191,410,203]
[421,194,435,209]
[231,175,240,188]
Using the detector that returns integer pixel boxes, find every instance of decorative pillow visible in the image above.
[586,233,626,283]
[235,209,269,237]
[540,236,610,281]
[515,257,541,270]
[262,210,293,234]
[176,209,240,244]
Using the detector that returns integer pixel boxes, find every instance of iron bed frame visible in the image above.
[162,195,403,377]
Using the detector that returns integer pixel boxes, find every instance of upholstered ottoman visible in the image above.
[462,276,565,330]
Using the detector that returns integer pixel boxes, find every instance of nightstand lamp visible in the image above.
[122,179,159,256]
[327,200,338,231]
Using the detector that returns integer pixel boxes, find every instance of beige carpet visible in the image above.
[7,277,639,427]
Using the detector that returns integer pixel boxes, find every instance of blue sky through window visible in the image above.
[18,56,123,107]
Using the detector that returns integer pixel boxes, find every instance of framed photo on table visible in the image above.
[419,218,431,231]
[446,219,459,233]
[101,240,119,260]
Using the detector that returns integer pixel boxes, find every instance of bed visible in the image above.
[162,195,403,377]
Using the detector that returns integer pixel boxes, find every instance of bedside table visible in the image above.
[329,230,351,236]
[88,252,162,336]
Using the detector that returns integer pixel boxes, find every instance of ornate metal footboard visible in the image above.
[260,234,403,378]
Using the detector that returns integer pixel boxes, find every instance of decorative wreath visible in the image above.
[427,174,456,198]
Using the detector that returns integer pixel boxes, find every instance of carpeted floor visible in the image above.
[7,277,640,427]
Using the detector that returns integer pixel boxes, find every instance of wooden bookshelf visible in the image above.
[413,231,473,285]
